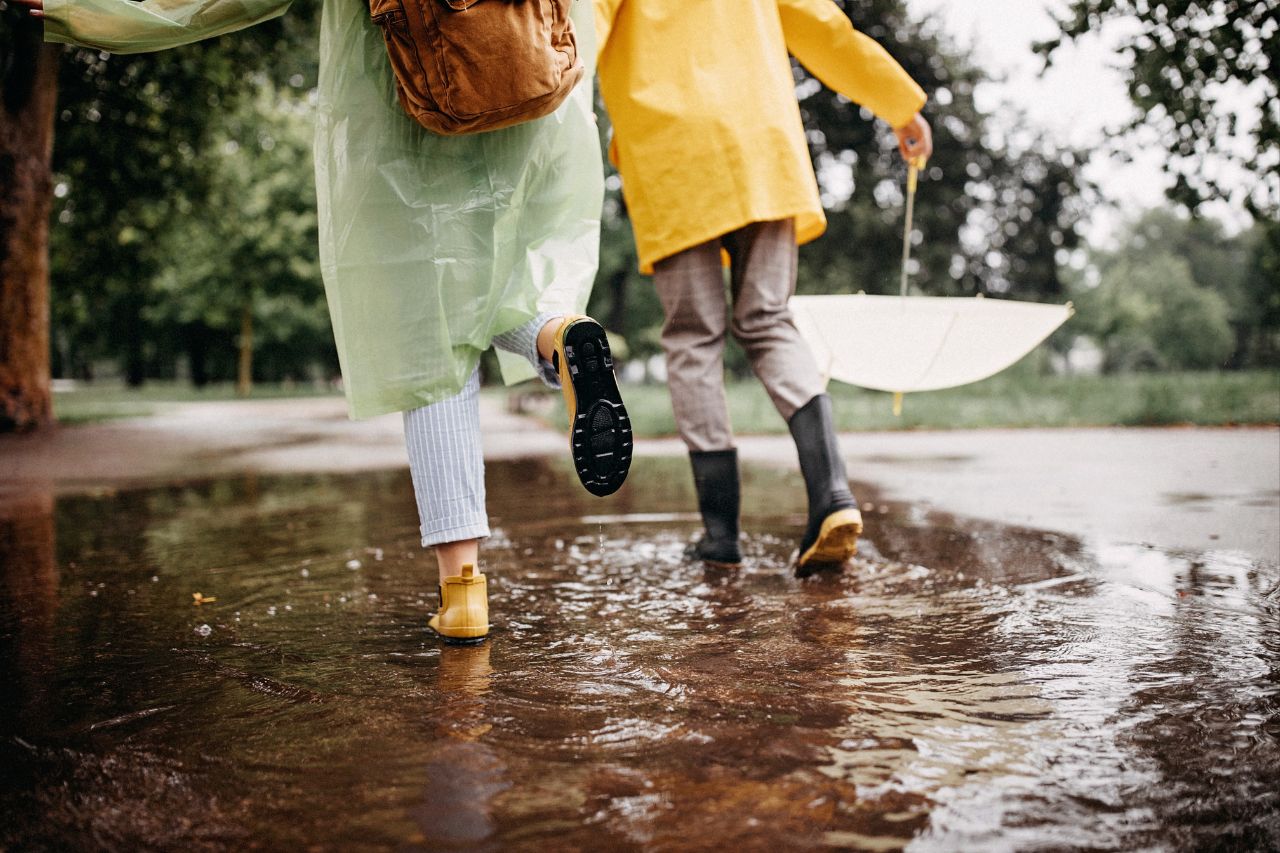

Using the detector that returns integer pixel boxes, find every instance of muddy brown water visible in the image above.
[1,458,1277,851]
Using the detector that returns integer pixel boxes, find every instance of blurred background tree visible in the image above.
[1038,0,1278,371]
[1074,210,1275,371]
[143,81,331,394]
[1036,0,1278,219]
[47,0,319,388]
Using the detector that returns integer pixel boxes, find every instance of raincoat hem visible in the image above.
[638,206,826,275]
[344,354,484,421]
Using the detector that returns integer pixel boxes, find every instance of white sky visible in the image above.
[905,0,1257,244]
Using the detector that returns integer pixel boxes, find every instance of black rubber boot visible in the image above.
[788,394,862,575]
[688,449,742,566]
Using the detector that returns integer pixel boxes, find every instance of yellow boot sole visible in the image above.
[796,508,863,576]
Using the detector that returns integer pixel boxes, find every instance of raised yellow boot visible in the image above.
[428,564,489,644]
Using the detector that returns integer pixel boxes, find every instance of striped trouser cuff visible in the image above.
[403,368,489,547]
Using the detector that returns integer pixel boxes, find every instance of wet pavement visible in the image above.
[1,457,1277,851]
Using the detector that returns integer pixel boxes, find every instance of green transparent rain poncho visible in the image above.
[44,0,603,418]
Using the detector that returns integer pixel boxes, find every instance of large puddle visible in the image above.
[1,458,1277,850]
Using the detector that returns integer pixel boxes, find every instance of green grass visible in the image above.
[52,381,341,424]
[597,369,1280,437]
[50,371,1280,434]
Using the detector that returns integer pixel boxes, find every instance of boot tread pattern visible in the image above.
[564,320,631,497]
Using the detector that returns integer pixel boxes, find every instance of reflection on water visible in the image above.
[0,459,1277,851]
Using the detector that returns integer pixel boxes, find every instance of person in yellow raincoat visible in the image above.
[594,0,933,575]
[21,0,633,642]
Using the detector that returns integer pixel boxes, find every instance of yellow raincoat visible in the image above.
[594,0,925,273]
[43,0,603,418]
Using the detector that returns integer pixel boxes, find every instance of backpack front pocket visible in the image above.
[427,0,573,119]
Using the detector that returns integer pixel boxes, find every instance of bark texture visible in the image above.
[0,18,58,432]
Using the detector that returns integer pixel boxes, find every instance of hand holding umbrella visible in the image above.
[894,113,933,163]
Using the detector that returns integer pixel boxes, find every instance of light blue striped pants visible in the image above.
[403,313,560,547]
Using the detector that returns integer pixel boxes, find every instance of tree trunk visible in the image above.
[187,322,211,387]
[236,303,253,396]
[119,291,147,386]
[0,21,59,433]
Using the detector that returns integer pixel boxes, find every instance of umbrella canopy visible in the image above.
[790,157,1071,410]
[790,293,1072,393]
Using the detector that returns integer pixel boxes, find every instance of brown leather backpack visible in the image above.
[368,0,584,135]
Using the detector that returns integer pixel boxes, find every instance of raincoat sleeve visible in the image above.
[776,0,926,130]
[42,0,290,54]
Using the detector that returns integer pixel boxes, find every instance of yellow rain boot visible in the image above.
[552,315,632,497]
[428,564,489,644]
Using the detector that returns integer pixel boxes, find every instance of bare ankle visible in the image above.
[434,538,481,585]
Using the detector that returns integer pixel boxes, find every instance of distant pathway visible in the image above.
[2,395,1276,562]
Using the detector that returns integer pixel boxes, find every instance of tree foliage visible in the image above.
[1073,209,1271,371]
[793,1,1090,303]
[145,81,332,387]
[48,0,319,384]
[1037,0,1279,219]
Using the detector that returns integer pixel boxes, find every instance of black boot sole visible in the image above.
[559,319,632,497]
[432,631,489,646]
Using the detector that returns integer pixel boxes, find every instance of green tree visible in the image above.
[47,0,319,386]
[1075,212,1239,371]
[1242,220,1280,366]
[1037,0,1278,219]
[144,80,331,392]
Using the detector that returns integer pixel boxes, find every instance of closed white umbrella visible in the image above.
[790,159,1072,413]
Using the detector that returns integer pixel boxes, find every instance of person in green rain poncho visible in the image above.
[18,0,633,644]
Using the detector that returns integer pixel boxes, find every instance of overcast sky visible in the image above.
[904,0,1256,244]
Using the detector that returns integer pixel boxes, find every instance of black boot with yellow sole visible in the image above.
[789,394,863,577]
